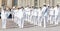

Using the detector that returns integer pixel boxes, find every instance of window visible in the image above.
[34,0,37,7]
[13,0,18,6]
[2,0,7,6]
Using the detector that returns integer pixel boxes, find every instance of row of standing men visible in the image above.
[1,5,60,29]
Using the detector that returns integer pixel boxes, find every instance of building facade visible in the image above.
[0,0,60,8]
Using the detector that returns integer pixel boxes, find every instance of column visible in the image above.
[25,0,27,6]
[0,0,2,8]
[30,0,33,7]
[17,0,22,7]
[31,0,34,7]
[23,0,26,7]
[49,0,52,6]
[54,0,57,6]
[28,0,30,6]
[37,0,40,8]
[29,0,31,7]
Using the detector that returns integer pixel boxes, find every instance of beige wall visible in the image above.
[0,0,60,8]
[56,0,60,5]
[17,0,21,7]
[7,0,12,8]
[30,0,34,7]
[0,0,2,8]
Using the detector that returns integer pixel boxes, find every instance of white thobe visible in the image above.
[37,9,42,16]
[49,8,55,24]
[42,7,47,16]
[42,7,47,28]
[17,9,23,19]
[1,10,7,28]
[37,8,42,26]
[54,7,59,25]
[16,9,24,28]
[32,9,38,25]
[25,7,31,16]
[13,10,18,24]
[32,9,38,16]
[49,8,54,15]
[54,7,59,15]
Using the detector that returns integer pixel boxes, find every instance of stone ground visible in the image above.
[0,19,60,31]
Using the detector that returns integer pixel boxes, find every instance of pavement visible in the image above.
[0,19,60,31]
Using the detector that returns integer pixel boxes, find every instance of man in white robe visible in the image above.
[1,8,7,28]
[11,6,16,21]
[16,7,24,28]
[13,8,18,24]
[54,5,60,25]
[24,7,31,22]
[49,6,55,24]
[42,5,48,28]
[32,7,38,25]
[37,7,42,26]
[28,6,34,24]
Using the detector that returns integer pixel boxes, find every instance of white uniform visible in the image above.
[29,8,34,24]
[54,7,59,15]
[25,7,30,20]
[13,9,18,24]
[16,9,24,28]
[42,6,47,28]
[37,8,42,26]
[54,7,59,25]
[1,9,7,28]
[25,8,31,16]
[49,8,55,24]
[32,8,38,25]
[17,9,23,19]
[49,8,54,15]
[11,9,16,21]
[42,7,47,16]
[32,9,38,16]
[24,7,31,21]
[38,8,42,16]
